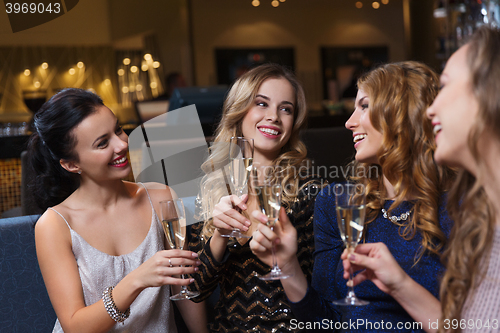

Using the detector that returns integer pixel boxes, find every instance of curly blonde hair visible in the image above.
[350,61,455,259]
[198,63,310,241]
[439,26,500,332]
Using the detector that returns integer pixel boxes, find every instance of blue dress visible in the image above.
[289,184,453,332]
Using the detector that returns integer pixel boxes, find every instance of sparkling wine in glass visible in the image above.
[332,183,369,306]
[252,166,292,280]
[160,199,200,301]
[222,136,254,238]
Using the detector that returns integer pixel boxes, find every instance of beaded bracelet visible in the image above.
[102,286,130,323]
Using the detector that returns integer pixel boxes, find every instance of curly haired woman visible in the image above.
[251,61,455,332]
[334,26,500,333]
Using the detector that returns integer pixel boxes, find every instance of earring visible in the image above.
[78,170,82,175]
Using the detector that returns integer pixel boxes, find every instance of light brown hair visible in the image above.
[350,61,455,259]
[439,26,500,332]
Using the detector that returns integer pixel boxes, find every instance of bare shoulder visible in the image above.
[35,207,71,242]
[35,208,85,328]
[35,207,73,269]
[137,182,175,203]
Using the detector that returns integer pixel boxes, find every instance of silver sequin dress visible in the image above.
[50,184,177,333]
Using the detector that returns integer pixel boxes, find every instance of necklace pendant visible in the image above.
[381,208,412,223]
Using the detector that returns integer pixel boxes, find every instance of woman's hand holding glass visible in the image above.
[212,194,251,237]
[250,207,298,275]
[160,199,200,300]
[341,242,410,296]
[132,249,201,289]
[223,137,254,238]
[249,165,291,280]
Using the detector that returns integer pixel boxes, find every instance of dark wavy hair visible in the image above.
[27,88,104,210]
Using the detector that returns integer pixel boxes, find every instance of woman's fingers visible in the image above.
[158,250,201,267]
[342,257,366,279]
[213,210,249,231]
[277,207,291,229]
[164,257,201,267]
[251,210,268,224]
[230,194,248,211]
[353,242,385,256]
[350,269,370,287]
[212,195,251,231]
[161,249,199,259]
[165,276,196,286]
[162,265,199,276]
[251,227,274,251]
[222,206,250,226]
[258,223,278,242]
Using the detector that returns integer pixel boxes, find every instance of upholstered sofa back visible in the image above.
[0,214,56,333]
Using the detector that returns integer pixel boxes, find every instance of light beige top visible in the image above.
[51,184,177,333]
[462,228,500,333]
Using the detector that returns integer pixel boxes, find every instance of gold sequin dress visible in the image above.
[188,177,324,333]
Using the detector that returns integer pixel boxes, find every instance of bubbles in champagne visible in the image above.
[336,205,366,249]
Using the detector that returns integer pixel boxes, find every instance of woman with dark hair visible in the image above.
[188,63,324,332]
[250,61,455,331]
[336,26,500,333]
[31,88,206,332]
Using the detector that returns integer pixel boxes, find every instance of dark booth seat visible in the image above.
[0,214,191,333]
[0,214,56,333]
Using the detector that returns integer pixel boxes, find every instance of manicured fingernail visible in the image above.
[349,254,356,262]
[346,280,353,287]
[242,204,247,210]
[245,220,251,226]
[189,278,195,283]
[194,267,199,271]
[196,260,201,265]
[192,253,199,258]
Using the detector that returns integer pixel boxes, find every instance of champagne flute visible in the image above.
[160,199,200,301]
[332,183,369,306]
[222,136,254,238]
[252,166,292,280]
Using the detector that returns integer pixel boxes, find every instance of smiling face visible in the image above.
[427,45,479,172]
[345,88,383,164]
[241,77,295,164]
[67,106,130,181]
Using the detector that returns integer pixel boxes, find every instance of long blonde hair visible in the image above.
[439,26,500,332]
[199,63,310,240]
[350,61,455,259]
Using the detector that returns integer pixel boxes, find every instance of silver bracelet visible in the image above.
[102,286,130,323]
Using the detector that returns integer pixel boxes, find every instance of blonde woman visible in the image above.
[188,63,324,332]
[251,61,455,332]
[336,26,500,333]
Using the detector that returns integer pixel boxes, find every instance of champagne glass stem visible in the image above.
[180,278,189,294]
[347,249,356,299]
[270,227,279,272]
